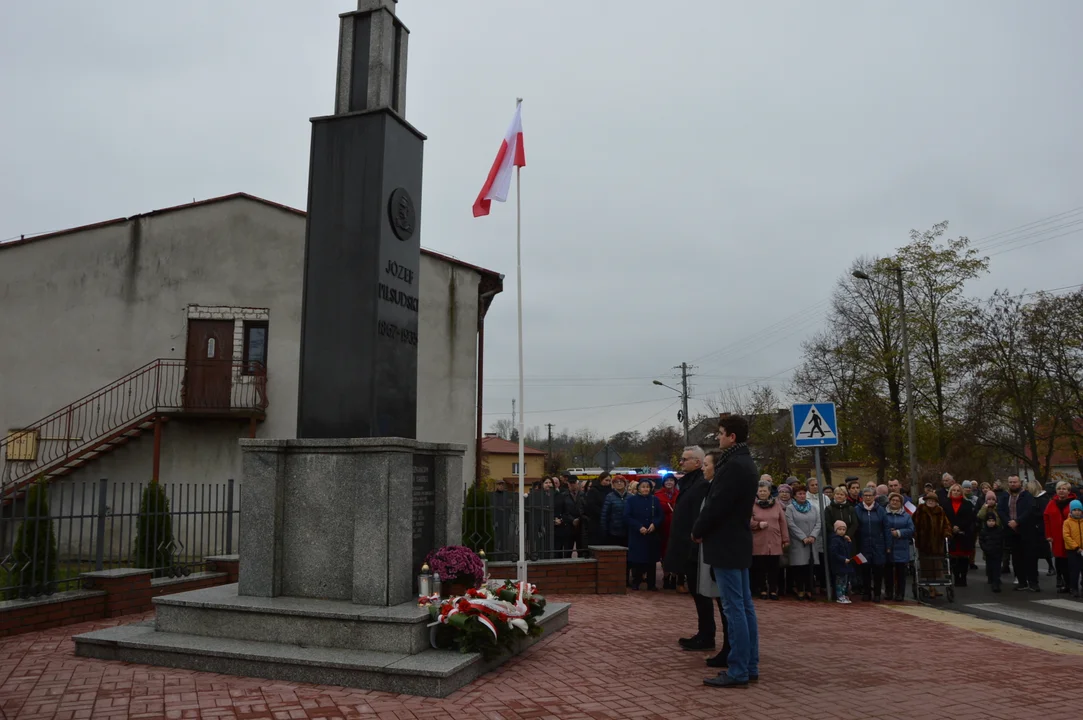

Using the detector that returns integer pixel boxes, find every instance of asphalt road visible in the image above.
[917,548,1083,642]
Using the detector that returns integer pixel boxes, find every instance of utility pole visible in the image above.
[654,365,693,446]
[895,266,919,493]
[679,362,690,446]
[546,423,554,460]
[511,399,516,440]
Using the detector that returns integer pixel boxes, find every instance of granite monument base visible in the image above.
[74,584,570,697]
[72,437,571,696]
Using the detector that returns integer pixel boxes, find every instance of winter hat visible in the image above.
[1070,500,1083,513]
[985,491,997,503]
[833,520,847,531]
[962,480,973,488]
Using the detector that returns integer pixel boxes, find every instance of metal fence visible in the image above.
[462,490,589,561]
[0,478,237,600]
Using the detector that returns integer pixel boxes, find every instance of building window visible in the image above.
[512,463,519,474]
[243,321,268,374]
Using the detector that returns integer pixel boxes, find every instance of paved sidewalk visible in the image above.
[2,592,1082,720]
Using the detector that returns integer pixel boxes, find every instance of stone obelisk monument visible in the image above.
[297,0,423,441]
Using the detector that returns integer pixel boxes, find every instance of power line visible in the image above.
[482,366,797,419]
[1021,282,1083,297]
[481,396,671,416]
[968,206,1083,250]
[677,204,1083,380]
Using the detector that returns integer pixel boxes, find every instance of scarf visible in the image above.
[756,497,775,509]
[1055,494,1076,510]
[792,499,811,514]
[887,506,906,515]
[716,442,748,466]
[862,501,877,512]
[951,497,963,514]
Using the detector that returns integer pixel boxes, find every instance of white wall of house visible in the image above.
[0,196,490,560]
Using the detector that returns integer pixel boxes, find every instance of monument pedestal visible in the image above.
[73,439,570,697]
[237,438,462,605]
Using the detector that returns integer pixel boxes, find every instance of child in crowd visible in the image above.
[1063,499,1083,599]
[829,519,855,604]
[979,512,1004,593]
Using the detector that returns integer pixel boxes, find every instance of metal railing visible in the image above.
[1,359,266,493]
[0,478,237,600]
[462,491,590,561]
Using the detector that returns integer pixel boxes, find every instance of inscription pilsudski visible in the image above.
[378,283,419,312]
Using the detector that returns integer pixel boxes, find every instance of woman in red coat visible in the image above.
[1044,481,1078,592]
[654,475,679,590]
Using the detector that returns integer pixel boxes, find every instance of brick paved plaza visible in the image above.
[2,592,1082,720]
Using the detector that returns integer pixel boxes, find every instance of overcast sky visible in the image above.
[2,1,1081,441]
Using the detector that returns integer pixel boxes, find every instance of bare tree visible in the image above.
[489,418,515,440]
[895,223,989,459]
[831,258,907,473]
[959,291,1061,482]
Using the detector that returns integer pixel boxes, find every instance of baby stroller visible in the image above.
[912,538,955,604]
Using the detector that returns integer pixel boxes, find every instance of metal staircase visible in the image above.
[1,359,266,501]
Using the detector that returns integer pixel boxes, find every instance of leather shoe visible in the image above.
[705,651,729,668]
[680,636,715,651]
[749,674,759,683]
[703,674,748,688]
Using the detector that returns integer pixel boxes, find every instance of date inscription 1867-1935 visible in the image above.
[388,188,416,242]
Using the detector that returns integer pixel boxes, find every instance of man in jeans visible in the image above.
[693,414,760,688]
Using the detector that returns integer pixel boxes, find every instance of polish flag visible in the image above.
[853,553,868,565]
[472,103,526,217]
[904,501,917,516]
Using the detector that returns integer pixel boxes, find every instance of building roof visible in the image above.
[481,435,546,456]
[1024,418,1083,468]
[0,192,505,288]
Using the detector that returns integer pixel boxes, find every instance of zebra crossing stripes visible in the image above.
[965,600,1083,641]
[1033,598,1083,614]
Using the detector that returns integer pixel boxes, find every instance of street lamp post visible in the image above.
[653,379,689,445]
[853,267,919,493]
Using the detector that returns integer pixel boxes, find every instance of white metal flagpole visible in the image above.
[515,97,527,585]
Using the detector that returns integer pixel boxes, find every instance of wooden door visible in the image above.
[185,320,235,410]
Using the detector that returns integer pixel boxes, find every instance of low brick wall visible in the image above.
[0,590,107,637]
[0,554,240,638]
[487,545,626,594]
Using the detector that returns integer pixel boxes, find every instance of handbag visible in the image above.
[697,499,720,598]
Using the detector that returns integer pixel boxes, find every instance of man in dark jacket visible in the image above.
[693,415,760,689]
[583,473,612,546]
[555,478,586,558]
[997,475,1040,591]
[663,446,728,663]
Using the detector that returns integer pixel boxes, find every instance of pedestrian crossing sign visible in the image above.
[791,402,838,447]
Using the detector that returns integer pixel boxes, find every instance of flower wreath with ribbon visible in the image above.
[419,579,546,658]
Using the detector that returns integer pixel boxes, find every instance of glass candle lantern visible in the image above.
[418,563,433,596]
[478,549,488,581]
[432,572,442,597]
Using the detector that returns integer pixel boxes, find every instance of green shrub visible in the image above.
[461,484,494,554]
[133,482,175,577]
[10,477,59,598]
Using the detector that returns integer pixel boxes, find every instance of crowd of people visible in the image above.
[488,428,1083,688]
